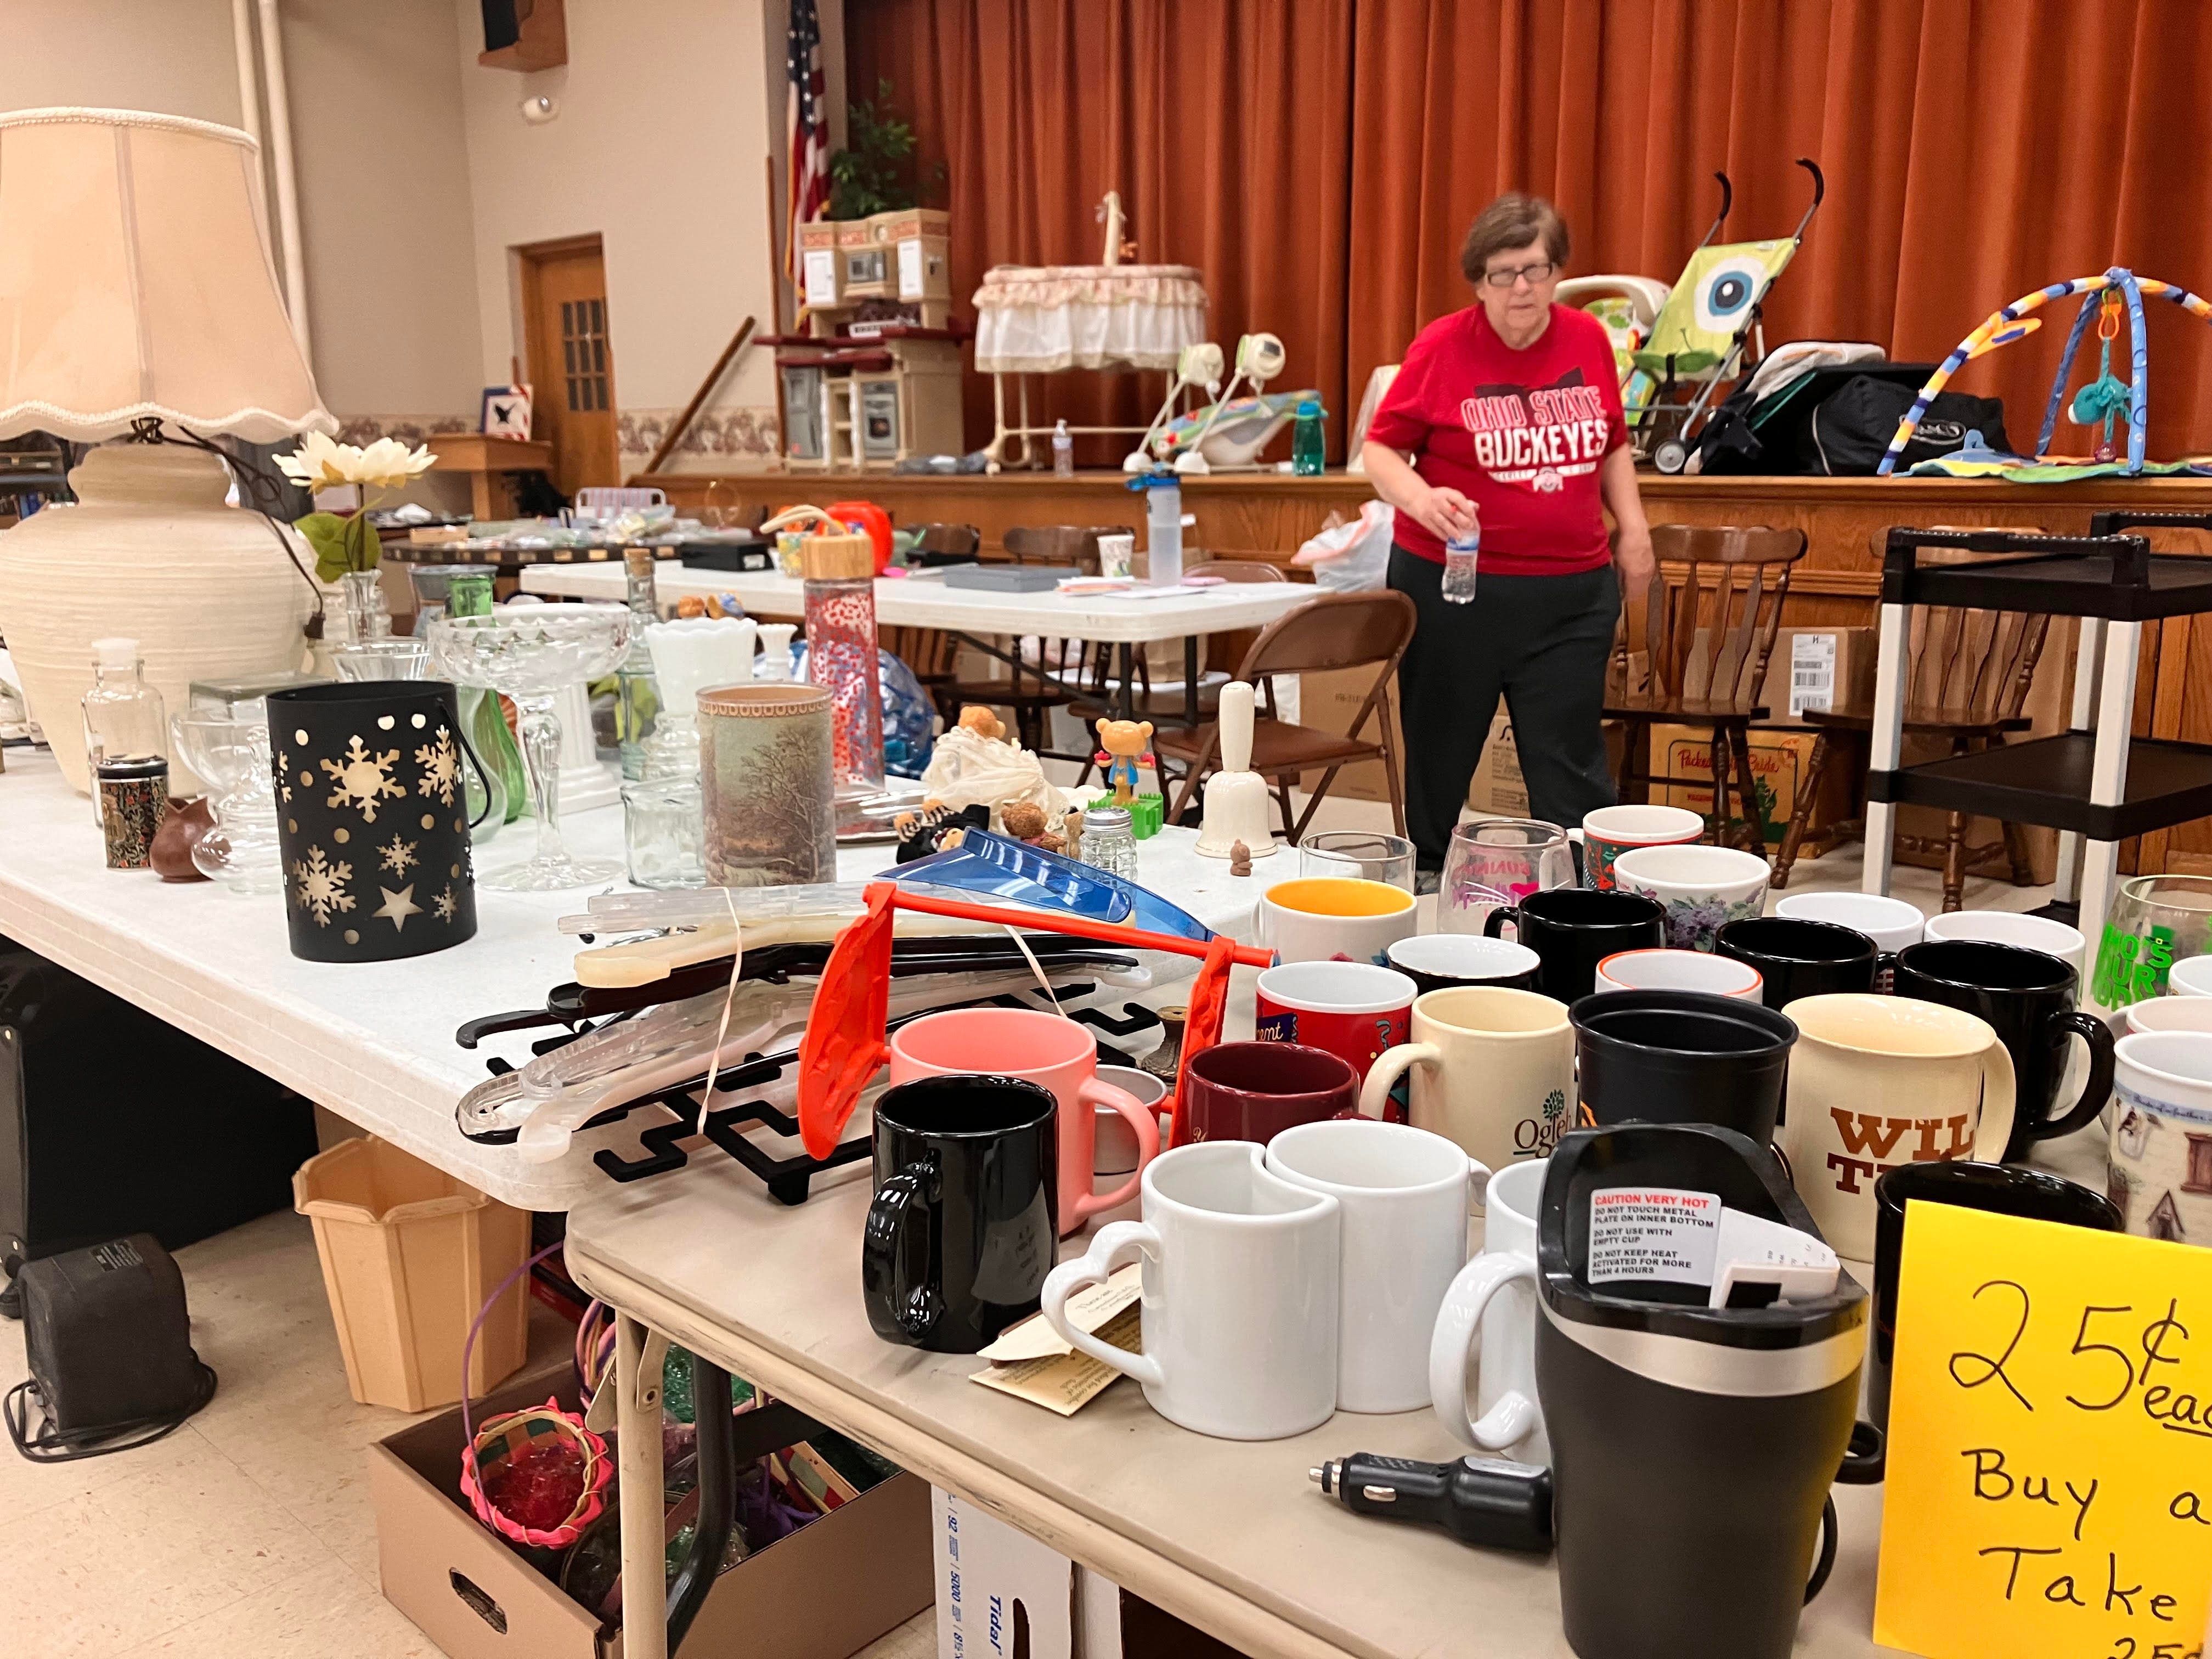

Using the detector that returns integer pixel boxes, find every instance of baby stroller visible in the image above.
[1634,159,1825,473]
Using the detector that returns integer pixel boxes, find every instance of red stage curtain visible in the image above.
[853,0,2212,461]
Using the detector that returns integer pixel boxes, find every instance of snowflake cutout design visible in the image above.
[321,735,405,823]
[291,846,356,926]
[378,835,417,876]
[277,750,292,804]
[415,727,459,806]
[433,884,458,923]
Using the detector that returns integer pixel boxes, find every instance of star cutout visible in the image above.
[373,884,423,932]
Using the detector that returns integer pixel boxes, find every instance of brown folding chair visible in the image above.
[942,526,1132,751]
[1606,524,1807,855]
[1154,590,1416,839]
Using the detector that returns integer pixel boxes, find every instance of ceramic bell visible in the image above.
[1194,681,1277,858]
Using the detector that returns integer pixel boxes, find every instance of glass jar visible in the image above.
[82,636,166,828]
[1080,805,1139,881]
[622,776,707,889]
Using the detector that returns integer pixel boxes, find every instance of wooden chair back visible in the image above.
[907,522,981,562]
[1619,524,1807,709]
[1886,537,2053,724]
[1003,524,1133,575]
[1185,558,1286,583]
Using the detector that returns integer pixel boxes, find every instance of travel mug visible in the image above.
[1485,888,1666,1003]
[1041,1141,1341,1440]
[1266,1119,1484,1413]
[1892,939,2114,1161]
[862,1075,1060,1354]
[1715,915,1886,1012]
[1572,989,1798,1146]
[1429,1155,1549,1464]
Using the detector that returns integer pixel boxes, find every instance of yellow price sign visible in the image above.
[1875,1205,2212,1659]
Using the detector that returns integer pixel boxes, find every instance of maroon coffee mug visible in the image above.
[1180,1041,1361,1145]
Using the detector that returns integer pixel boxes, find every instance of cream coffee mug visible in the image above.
[1780,993,2016,1258]
[1359,986,1576,1172]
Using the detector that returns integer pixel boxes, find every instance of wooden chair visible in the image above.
[904,522,982,566]
[1154,590,1417,839]
[940,525,1131,751]
[1002,524,1132,575]
[1606,524,1807,855]
[1772,597,2050,910]
[1073,558,1288,737]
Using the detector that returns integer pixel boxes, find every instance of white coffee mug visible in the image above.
[1041,1141,1341,1440]
[2168,955,2212,997]
[1612,843,1771,952]
[1254,876,1418,967]
[1265,1119,1487,1414]
[1594,947,1763,1000]
[1360,986,1576,1172]
[1570,804,1706,891]
[2109,1031,2212,1243]
[1429,1156,1548,1464]
[2125,996,2212,1036]
[1924,909,2086,974]
[1774,890,1926,956]
[1780,994,2016,1259]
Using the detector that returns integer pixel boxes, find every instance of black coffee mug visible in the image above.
[863,1075,1059,1354]
[1869,1160,2120,1428]
[1485,888,1666,1003]
[1892,939,2114,1161]
[1572,989,1799,1146]
[268,680,484,963]
[1715,916,1888,1011]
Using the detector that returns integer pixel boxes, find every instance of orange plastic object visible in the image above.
[1166,935,1238,1149]
[827,500,895,574]
[796,882,1271,1158]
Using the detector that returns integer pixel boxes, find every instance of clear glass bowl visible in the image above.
[170,710,284,894]
[334,637,431,681]
[428,607,634,890]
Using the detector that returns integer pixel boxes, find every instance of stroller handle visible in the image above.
[1698,172,1733,247]
[1791,158,1826,240]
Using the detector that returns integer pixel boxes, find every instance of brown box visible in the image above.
[1649,723,1851,848]
[370,1367,933,1659]
[871,208,951,244]
[1294,667,1407,804]
[1756,626,1877,729]
[1469,710,1527,816]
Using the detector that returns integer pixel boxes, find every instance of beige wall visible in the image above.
[455,0,792,474]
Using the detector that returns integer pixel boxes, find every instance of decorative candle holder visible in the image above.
[699,682,836,888]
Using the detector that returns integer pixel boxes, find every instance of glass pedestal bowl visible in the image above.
[429,606,634,890]
[171,710,285,894]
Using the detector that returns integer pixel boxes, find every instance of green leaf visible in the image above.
[295,512,354,583]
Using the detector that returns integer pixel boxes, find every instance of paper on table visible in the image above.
[1086,584,1215,601]
[972,1303,1143,1417]
[978,1263,1139,1362]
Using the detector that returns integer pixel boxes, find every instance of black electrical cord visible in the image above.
[131,416,330,638]
[3,1362,217,1464]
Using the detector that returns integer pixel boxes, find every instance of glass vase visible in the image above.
[802,575,884,795]
[340,569,392,645]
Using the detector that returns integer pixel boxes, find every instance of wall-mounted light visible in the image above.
[519,93,558,124]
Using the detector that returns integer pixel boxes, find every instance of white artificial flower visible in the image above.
[275,432,437,493]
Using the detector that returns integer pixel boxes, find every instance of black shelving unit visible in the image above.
[1863,520,2212,1004]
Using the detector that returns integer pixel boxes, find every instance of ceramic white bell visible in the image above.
[1194,681,1277,858]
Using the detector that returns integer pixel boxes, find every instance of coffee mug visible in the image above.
[1483,887,1666,1003]
[1893,940,2113,1161]
[890,1007,1156,1237]
[1570,803,1705,891]
[1429,1155,1548,1464]
[2109,1031,2212,1243]
[1360,986,1576,1171]
[1254,877,1417,966]
[1091,1065,1170,1228]
[2171,955,2212,997]
[2124,996,2212,1036]
[1178,1040,1359,1146]
[1779,994,2017,1259]
[1716,915,1887,1012]
[1439,818,1577,932]
[862,1075,1060,1353]
[1611,843,1771,952]
[1774,890,1925,957]
[1924,907,2086,974]
[1386,933,1541,995]
[1593,948,1762,1001]
[1869,1160,2119,1429]
[1041,1141,1342,1440]
[1266,1119,1485,1413]
[1255,961,1414,1086]
[1573,989,1798,1145]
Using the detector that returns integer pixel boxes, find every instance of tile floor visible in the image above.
[2,787,2050,1659]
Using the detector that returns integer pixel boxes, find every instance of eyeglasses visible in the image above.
[1482,261,1557,290]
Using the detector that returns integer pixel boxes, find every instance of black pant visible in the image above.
[1387,546,1621,870]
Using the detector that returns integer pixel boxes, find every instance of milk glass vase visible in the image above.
[622,616,756,889]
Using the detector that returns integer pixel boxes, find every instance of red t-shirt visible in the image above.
[1366,303,1627,574]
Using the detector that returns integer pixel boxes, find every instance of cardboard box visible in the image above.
[1295,666,1407,804]
[931,1488,1237,1659]
[1649,723,1850,848]
[371,1366,932,1659]
[1469,709,1527,816]
[1759,626,1876,729]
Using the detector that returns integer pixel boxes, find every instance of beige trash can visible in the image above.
[294,1136,532,1412]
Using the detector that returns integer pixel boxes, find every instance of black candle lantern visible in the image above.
[267,681,482,962]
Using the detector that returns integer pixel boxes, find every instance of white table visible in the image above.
[0,748,1292,1209]
[520,563,1318,728]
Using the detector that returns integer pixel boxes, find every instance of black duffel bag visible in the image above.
[1805,374,2011,475]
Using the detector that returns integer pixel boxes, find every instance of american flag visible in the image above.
[785,0,830,309]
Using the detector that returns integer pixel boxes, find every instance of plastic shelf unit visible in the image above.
[1861,517,2212,1012]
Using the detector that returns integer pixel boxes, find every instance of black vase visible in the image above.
[268,681,481,963]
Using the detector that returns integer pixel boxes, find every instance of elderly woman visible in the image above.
[1362,192,1655,882]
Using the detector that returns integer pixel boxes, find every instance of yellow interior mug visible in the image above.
[1254,877,1418,966]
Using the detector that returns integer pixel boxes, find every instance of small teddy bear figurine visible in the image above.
[956,705,1007,743]
[1092,716,1155,808]
[1228,838,1252,877]
[997,799,1064,855]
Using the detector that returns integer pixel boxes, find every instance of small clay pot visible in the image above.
[150,796,215,882]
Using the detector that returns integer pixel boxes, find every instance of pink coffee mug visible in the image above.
[889,1007,1158,1237]
[1255,960,1414,1086]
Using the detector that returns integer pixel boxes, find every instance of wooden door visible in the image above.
[519,235,618,495]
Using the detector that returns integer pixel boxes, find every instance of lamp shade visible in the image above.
[0,108,332,442]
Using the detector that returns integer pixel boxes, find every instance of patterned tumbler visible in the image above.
[699,682,837,887]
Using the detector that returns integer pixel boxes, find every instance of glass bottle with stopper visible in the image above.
[615,546,662,780]
[82,636,167,833]
[762,506,884,798]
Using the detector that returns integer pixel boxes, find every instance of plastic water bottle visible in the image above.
[1442,534,1479,604]
[1144,476,1184,588]
[1291,399,1325,476]
[1052,418,1075,478]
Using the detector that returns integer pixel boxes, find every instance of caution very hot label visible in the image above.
[1587,1187,1723,1286]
